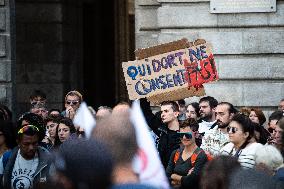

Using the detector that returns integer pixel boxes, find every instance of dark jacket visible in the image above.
[166,147,208,189]
[140,99,180,168]
[1,146,54,189]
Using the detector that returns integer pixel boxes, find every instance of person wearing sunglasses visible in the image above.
[220,114,263,169]
[62,90,83,120]
[166,120,208,189]
[0,124,53,189]
[201,102,237,157]
[29,90,47,106]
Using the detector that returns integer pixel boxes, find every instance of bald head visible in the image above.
[96,107,112,120]
[92,111,137,165]
[112,103,130,115]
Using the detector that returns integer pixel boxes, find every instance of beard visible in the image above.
[217,121,229,129]
[200,112,213,121]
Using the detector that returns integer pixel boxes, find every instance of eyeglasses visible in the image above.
[227,126,238,134]
[66,100,79,105]
[18,125,39,134]
[177,132,193,139]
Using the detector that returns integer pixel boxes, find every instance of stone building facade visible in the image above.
[0,0,15,112]
[135,0,284,115]
[13,0,133,117]
[0,0,283,118]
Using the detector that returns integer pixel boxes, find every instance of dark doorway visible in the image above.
[83,1,115,109]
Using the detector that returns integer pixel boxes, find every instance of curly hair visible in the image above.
[17,112,46,141]
[250,108,266,126]
[179,118,199,132]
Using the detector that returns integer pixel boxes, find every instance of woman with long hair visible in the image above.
[220,114,263,169]
[249,108,266,126]
[54,118,77,147]
[186,102,200,121]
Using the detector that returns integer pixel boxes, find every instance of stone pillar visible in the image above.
[15,0,83,116]
[0,0,15,114]
[114,0,132,102]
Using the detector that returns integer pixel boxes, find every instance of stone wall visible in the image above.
[15,0,82,116]
[135,0,284,116]
[0,0,15,113]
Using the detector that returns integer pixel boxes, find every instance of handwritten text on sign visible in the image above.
[122,42,218,100]
[184,45,218,90]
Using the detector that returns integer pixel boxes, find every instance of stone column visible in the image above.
[0,0,15,115]
[114,0,131,102]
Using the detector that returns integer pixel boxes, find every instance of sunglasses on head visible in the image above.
[31,101,44,106]
[177,132,193,139]
[66,100,79,105]
[18,125,39,134]
[227,126,238,134]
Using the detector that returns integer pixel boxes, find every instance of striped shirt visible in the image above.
[220,142,263,169]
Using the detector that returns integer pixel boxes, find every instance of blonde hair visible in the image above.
[65,90,83,102]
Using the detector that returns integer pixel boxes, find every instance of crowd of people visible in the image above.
[0,89,283,189]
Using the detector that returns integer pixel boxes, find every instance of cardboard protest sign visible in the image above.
[183,39,219,90]
[122,38,218,104]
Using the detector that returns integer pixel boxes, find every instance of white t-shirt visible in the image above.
[198,120,217,134]
[10,150,39,189]
[200,126,230,156]
[220,142,263,169]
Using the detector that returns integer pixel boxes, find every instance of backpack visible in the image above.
[173,147,213,167]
